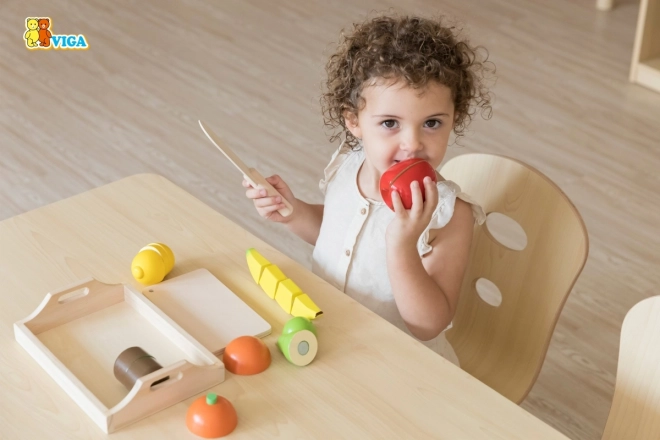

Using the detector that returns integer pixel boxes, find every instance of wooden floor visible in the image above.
[2,0,659,438]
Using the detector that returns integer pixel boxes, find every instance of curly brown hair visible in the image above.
[321,13,494,149]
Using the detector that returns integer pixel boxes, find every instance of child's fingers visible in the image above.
[422,177,439,216]
[259,203,287,215]
[264,174,295,201]
[242,179,254,188]
[266,174,289,189]
[253,195,282,208]
[410,181,424,215]
[245,187,267,199]
[268,175,290,192]
[391,189,405,214]
[265,175,285,190]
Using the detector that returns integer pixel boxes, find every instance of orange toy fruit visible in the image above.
[222,335,271,375]
[186,393,237,438]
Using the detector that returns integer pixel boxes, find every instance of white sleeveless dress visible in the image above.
[312,145,486,366]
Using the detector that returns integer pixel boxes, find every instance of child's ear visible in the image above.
[343,111,362,140]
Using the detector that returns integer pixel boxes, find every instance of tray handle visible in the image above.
[20,277,124,334]
[47,277,116,303]
[107,359,224,433]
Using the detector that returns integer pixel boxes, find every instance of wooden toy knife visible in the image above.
[199,120,293,217]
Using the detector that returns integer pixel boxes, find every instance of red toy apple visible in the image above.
[380,158,437,211]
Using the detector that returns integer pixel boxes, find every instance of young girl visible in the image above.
[243,14,492,365]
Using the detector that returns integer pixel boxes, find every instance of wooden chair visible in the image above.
[440,153,589,404]
[602,296,660,439]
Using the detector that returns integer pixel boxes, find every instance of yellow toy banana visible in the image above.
[246,248,323,320]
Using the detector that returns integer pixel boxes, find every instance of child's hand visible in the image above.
[386,176,439,249]
[242,171,297,223]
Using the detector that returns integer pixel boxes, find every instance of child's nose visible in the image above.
[400,130,423,154]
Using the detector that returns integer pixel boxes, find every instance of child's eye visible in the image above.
[381,120,398,129]
[425,120,442,129]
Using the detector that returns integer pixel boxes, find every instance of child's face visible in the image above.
[345,79,455,174]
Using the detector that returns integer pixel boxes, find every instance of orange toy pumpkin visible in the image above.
[222,335,271,375]
[186,393,237,438]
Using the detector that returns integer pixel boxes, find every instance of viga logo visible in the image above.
[25,18,88,49]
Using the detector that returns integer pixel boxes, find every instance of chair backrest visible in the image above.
[440,153,589,403]
[602,296,660,439]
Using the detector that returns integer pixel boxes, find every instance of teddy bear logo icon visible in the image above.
[24,17,52,49]
[24,18,39,47]
[24,17,89,50]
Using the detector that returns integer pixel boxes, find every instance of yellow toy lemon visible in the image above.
[148,243,175,273]
[131,243,175,285]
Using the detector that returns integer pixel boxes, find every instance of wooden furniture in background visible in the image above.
[602,295,660,439]
[0,173,570,439]
[441,154,589,404]
[631,0,660,92]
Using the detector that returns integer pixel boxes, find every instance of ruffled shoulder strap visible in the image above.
[417,179,486,257]
[319,140,356,195]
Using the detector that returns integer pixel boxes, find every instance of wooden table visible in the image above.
[0,174,569,439]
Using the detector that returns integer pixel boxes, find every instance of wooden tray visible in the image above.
[13,278,225,434]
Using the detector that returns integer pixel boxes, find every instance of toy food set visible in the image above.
[199,120,293,218]
[186,393,238,438]
[13,277,224,434]
[222,335,272,375]
[277,317,318,367]
[379,158,438,210]
[246,248,322,320]
[114,346,170,390]
[131,242,175,285]
[14,240,321,435]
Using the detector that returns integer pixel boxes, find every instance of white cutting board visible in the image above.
[143,268,271,356]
